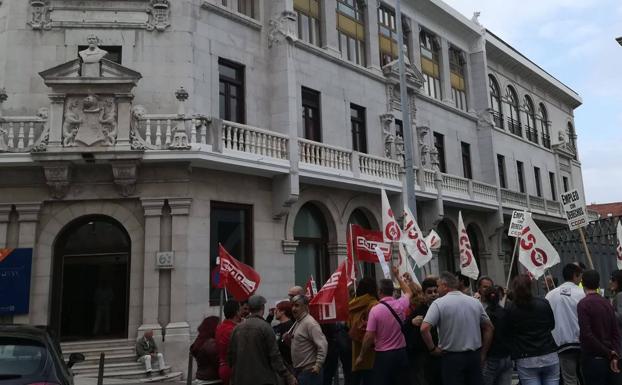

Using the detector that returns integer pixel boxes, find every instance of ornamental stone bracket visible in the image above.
[43,162,72,199]
[282,239,300,255]
[111,160,139,197]
[267,10,297,48]
[27,0,170,31]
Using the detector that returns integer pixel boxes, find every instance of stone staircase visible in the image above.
[62,339,182,383]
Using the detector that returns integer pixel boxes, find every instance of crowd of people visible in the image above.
[178,263,622,385]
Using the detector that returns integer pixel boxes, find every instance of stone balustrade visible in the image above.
[501,188,529,208]
[222,120,289,160]
[473,181,498,203]
[299,138,352,170]
[0,116,48,152]
[442,174,469,196]
[530,195,546,212]
[359,153,400,180]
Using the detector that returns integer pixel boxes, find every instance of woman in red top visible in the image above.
[215,300,241,385]
[190,316,220,383]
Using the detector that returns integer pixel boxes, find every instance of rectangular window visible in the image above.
[350,103,367,153]
[209,201,253,305]
[394,119,403,139]
[337,0,366,66]
[295,0,321,46]
[219,58,245,124]
[497,155,507,189]
[549,172,557,201]
[433,132,446,173]
[302,87,321,142]
[377,5,408,67]
[221,0,258,19]
[461,142,472,179]
[449,47,467,111]
[534,167,542,197]
[517,161,525,193]
[420,29,442,100]
[563,176,570,193]
[78,45,122,64]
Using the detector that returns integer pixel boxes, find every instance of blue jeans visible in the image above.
[297,368,324,385]
[516,362,559,385]
[483,356,513,385]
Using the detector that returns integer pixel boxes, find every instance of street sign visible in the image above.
[561,188,589,231]
[508,211,529,238]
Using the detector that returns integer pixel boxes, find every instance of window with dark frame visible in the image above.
[377,4,408,67]
[302,87,321,142]
[563,176,570,193]
[497,154,507,189]
[78,45,122,64]
[350,103,367,153]
[534,167,542,197]
[433,132,446,173]
[549,172,557,201]
[209,201,253,305]
[219,58,245,124]
[395,119,403,139]
[295,0,321,46]
[420,29,442,100]
[461,142,472,179]
[517,161,525,193]
[506,86,522,136]
[539,103,551,149]
[449,47,467,111]
[337,0,366,66]
[489,75,503,128]
[524,96,538,144]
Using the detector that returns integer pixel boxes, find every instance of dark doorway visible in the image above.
[437,220,456,273]
[294,203,329,286]
[51,216,131,342]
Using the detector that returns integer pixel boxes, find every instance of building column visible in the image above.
[439,38,453,105]
[47,94,65,148]
[464,52,476,114]
[139,198,164,337]
[364,0,381,72]
[13,203,41,324]
[0,204,11,247]
[409,19,422,73]
[165,198,192,340]
[321,0,340,56]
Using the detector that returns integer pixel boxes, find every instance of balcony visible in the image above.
[525,127,539,144]
[0,112,567,219]
[507,118,522,137]
[491,111,503,129]
[542,133,551,149]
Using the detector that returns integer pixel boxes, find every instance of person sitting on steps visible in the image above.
[136,330,167,376]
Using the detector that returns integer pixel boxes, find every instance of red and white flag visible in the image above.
[518,215,560,279]
[305,275,318,300]
[617,221,622,270]
[218,244,261,301]
[397,241,420,286]
[401,205,432,267]
[425,230,442,251]
[351,224,391,263]
[381,189,401,242]
[458,212,479,280]
[309,262,349,323]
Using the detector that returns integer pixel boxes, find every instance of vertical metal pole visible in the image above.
[186,351,193,385]
[395,0,418,219]
[97,352,105,385]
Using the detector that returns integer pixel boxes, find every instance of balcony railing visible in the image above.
[491,111,503,129]
[473,181,498,203]
[530,195,546,211]
[299,139,352,170]
[359,153,400,180]
[526,127,539,144]
[507,118,522,137]
[223,121,289,160]
[0,116,48,152]
[546,199,561,215]
[442,174,469,196]
[501,188,528,208]
[542,133,551,149]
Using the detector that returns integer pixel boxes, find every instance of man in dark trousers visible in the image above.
[228,295,297,385]
[578,269,621,385]
[136,330,166,375]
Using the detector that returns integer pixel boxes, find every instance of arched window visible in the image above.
[524,96,538,144]
[539,103,551,148]
[420,29,442,100]
[489,75,503,128]
[294,203,330,286]
[506,86,521,136]
[567,122,577,157]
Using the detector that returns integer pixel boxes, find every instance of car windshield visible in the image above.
[0,337,47,376]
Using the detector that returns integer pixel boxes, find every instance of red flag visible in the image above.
[218,244,261,301]
[351,224,391,263]
[305,276,318,300]
[309,262,349,323]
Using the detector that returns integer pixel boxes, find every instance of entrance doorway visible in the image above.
[51,215,131,341]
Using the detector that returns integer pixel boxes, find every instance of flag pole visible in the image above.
[505,239,519,291]
[543,274,551,292]
[219,289,224,320]
[578,227,595,269]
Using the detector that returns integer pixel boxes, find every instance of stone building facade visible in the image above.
[0,0,585,373]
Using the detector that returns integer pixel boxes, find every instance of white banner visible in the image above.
[518,215,560,279]
[401,205,433,267]
[508,211,529,238]
[458,211,480,280]
[375,246,391,279]
[561,189,589,231]
[381,189,401,242]
[425,229,442,251]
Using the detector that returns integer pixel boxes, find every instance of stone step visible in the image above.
[63,345,136,357]
[71,361,144,375]
[74,371,182,385]
[101,366,172,379]
[62,339,133,350]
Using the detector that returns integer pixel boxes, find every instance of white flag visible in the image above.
[425,229,442,251]
[458,211,480,280]
[616,221,622,270]
[375,246,392,279]
[381,189,401,242]
[518,215,560,279]
[398,242,420,287]
[401,205,433,267]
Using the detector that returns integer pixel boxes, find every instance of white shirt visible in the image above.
[545,281,585,350]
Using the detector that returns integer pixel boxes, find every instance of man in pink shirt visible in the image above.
[355,267,415,385]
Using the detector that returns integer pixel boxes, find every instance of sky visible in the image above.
[443,0,622,204]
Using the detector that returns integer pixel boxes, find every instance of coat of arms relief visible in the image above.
[63,94,117,147]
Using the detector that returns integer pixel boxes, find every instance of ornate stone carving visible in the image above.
[147,0,171,32]
[430,146,440,171]
[28,0,52,30]
[31,107,50,152]
[268,11,297,48]
[380,114,394,158]
[417,125,429,166]
[79,35,107,64]
[62,95,117,147]
[111,161,139,197]
[43,163,72,199]
[130,105,158,150]
[0,87,7,104]
[169,87,191,150]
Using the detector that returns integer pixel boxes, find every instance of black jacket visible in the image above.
[506,297,558,359]
[486,304,511,358]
